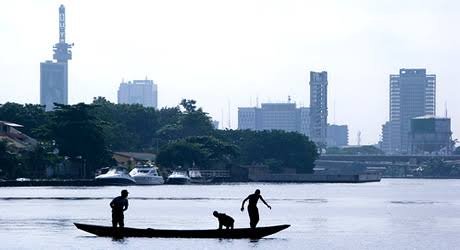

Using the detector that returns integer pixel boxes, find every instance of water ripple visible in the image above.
[389,200,441,205]
[0,197,327,203]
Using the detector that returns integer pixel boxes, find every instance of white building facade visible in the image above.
[117,79,158,108]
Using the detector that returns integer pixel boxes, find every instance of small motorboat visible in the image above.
[74,223,290,239]
[95,167,136,185]
[166,171,190,184]
[188,169,212,184]
[129,165,164,185]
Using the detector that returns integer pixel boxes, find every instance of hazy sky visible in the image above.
[1,0,459,145]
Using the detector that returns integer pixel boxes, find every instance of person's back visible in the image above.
[111,196,128,212]
[213,211,234,229]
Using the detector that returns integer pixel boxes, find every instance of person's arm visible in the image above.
[218,221,223,230]
[124,200,129,211]
[110,199,115,208]
[260,196,271,209]
[241,196,249,211]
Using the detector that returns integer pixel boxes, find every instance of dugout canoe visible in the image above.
[74,223,289,239]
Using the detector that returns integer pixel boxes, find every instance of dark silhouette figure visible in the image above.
[241,189,271,228]
[213,211,234,229]
[110,189,129,228]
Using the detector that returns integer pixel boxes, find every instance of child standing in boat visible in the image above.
[110,189,129,228]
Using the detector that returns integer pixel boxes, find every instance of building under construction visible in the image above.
[408,116,453,155]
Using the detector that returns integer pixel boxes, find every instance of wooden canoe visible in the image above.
[74,223,290,239]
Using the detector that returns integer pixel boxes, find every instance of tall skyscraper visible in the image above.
[309,71,328,148]
[117,79,158,108]
[40,5,73,111]
[382,68,436,153]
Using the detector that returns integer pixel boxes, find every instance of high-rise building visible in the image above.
[382,68,436,154]
[237,103,310,136]
[117,79,158,108]
[327,124,348,147]
[238,107,260,130]
[299,107,310,137]
[309,71,328,148]
[381,121,392,152]
[40,5,73,111]
[259,103,299,132]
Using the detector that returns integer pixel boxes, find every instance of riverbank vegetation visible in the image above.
[0,99,318,179]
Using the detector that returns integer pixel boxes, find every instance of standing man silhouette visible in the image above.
[241,189,271,228]
[110,189,129,228]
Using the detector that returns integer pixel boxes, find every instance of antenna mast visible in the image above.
[53,5,73,63]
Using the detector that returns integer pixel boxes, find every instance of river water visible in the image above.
[1,179,460,249]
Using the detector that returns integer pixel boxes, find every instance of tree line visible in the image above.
[0,98,319,179]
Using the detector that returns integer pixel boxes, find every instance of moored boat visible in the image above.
[74,223,290,239]
[188,169,212,184]
[95,167,136,185]
[166,171,190,184]
[129,165,164,185]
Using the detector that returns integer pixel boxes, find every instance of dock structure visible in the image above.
[248,173,381,183]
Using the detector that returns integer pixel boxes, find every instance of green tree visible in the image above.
[185,136,239,167]
[180,99,197,113]
[156,141,208,168]
[156,99,214,142]
[0,102,48,139]
[47,103,113,177]
[0,140,18,179]
[214,129,318,173]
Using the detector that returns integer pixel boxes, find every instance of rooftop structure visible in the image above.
[40,5,73,111]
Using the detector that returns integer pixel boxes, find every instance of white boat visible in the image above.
[166,170,190,184]
[188,169,212,184]
[129,166,164,185]
[95,167,136,185]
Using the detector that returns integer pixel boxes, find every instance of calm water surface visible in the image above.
[1,179,460,249]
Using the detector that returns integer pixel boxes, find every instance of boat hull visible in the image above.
[94,178,136,185]
[74,223,289,239]
[166,177,190,185]
[133,176,164,185]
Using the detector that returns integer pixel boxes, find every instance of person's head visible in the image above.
[255,189,260,195]
[121,189,129,198]
[213,211,219,217]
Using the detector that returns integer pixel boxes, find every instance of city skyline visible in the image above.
[1,0,459,144]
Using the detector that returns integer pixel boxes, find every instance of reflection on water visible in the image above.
[1,179,460,249]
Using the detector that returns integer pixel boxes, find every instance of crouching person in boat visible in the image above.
[110,189,129,228]
[241,189,271,229]
[213,211,234,229]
